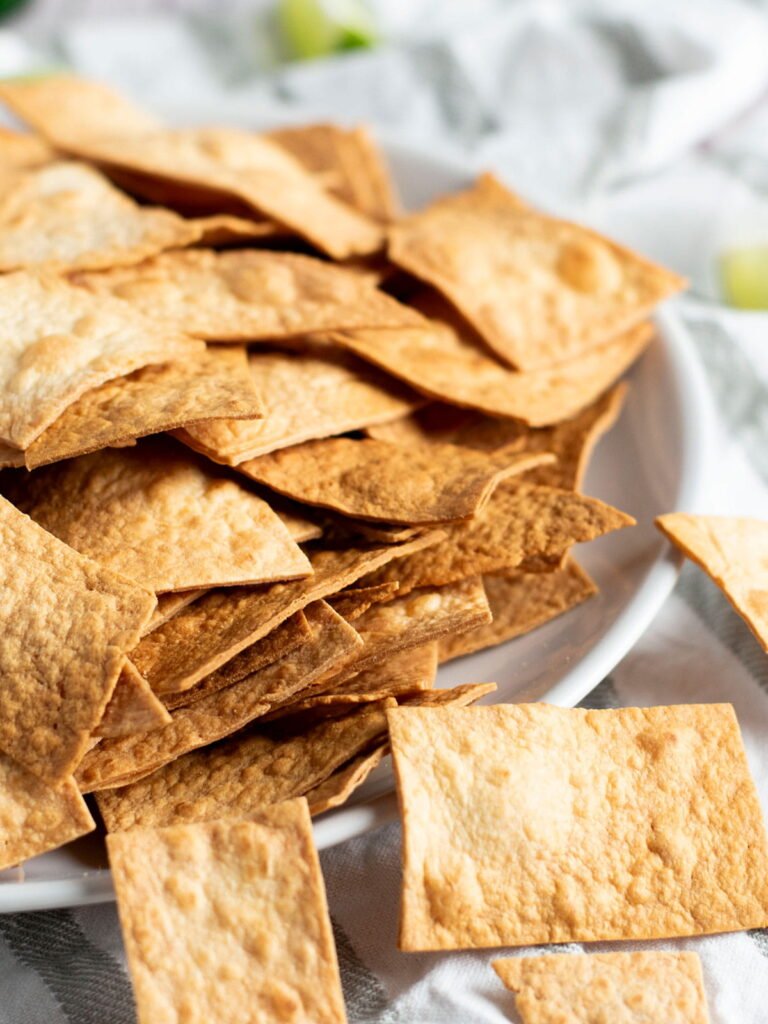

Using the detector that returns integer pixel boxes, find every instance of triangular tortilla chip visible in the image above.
[23,346,263,469]
[94,661,172,739]
[389,173,684,369]
[176,347,421,466]
[656,514,768,651]
[238,437,553,525]
[492,951,710,1024]
[0,270,200,448]
[77,601,362,791]
[438,562,597,663]
[0,496,154,782]
[0,160,202,272]
[4,439,311,593]
[97,699,392,832]
[106,805,346,1024]
[389,702,768,950]
[74,249,420,341]
[0,752,95,870]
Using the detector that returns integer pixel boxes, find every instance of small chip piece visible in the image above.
[492,951,711,1024]
[388,173,684,369]
[23,346,263,469]
[0,753,95,870]
[176,347,421,465]
[0,496,154,782]
[107,803,347,1024]
[94,662,172,739]
[75,249,420,341]
[389,702,768,950]
[328,581,400,622]
[438,562,597,662]
[142,590,205,636]
[400,682,497,708]
[239,437,551,525]
[656,514,768,651]
[4,439,311,593]
[306,746,387,816]
[0,270,200,449]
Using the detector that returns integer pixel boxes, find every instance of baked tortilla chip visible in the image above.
[328,581,400,621]
[188,213,283,246]
[239,437,552,525]
[77,601,361,791]
[492,951,710,1024]
[269,123,399,221]
[389,173,684,368]
[107,804,346,1024]
[0,753,95,870]
[327,316,652,426]
[439,562,597,663]
[389,702,768,950]
[176,347,421,466]
[360,482,633,595]
[75,249,420,341]
[97,700,392,832]
[656,514,768,652]
[23,345,262,469]
[4,439,311,593]
[0,160,201,272]
[0,270,200,449]
[130,531,441,694]
[401,682,497,708]
[307,745,387,816]
[0,496,154,782]
[0,125,54,169]
[95,661,172,739]
[142,590,205,636]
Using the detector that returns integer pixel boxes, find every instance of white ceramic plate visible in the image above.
[0,143,712,914]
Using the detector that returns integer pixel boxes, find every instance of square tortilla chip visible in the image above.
[76,601,362,791]
[238,437,552,525]
[269,123,399,221]
[359,482,633,595]
[0,753,95,870]
[0,270,200,448]
[3,439,311,593]
[95,661,172,739]
[492,951,710,1024]
[74,249,421,341]
[24,346,263,469]
[0,160,201,273]
[107,803,346,1024]
[97,700,392,832]
[176,347,421,466]
[438,562,597,663]
[388,173,684,369]
[389,702,768,950]
[0,496,154,782]
[130,531,442,695]
[656,514,768,652]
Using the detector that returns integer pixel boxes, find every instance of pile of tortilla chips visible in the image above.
[0,73,710,1022]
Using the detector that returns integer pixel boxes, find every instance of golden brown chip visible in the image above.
[75,249,420,341]
[187,213,284,246]
[239,437,552,525]
[328,581,400,621]
[97,700,392,832]
[77,601,361,792]
[0,753,95,870]
[492,951,710,1024]
[656,514,768,652]
[94,661,172,739]
[0,270,200,449]
[400,682,497,708]
[176,347,421,466]
[389,173,684,369]
[130,531,442,695]
[365,403,509,450]
[4,440,311,593]
[0,496,154,782]
[389,702,768,950]
[0,160,202,272]
[0,125,54,169]
[107,804,346,1024]
[269,123,399,221]
[307,745,387,816]
[142,589,205,636]
[438,562,597,663]
[23,346,262,469]
[360,482,632,595]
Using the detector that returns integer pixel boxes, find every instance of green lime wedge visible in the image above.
[277,0,377,61]
[720,246,768,310]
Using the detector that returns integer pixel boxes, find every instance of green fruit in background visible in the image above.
[720,246,768,310]
[277,0,378,61]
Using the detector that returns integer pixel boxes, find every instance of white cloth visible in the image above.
[2,2,768,1021]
